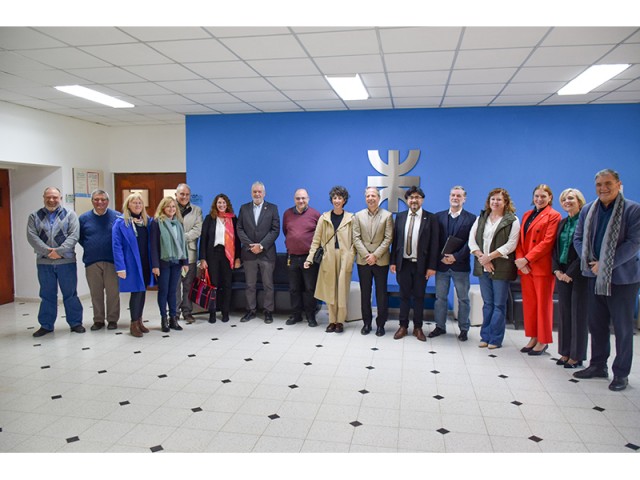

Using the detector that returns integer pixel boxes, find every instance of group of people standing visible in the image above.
[26,168,639,392]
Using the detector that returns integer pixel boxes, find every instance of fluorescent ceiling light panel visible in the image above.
[325,74,369,101]
[54,85,135,108]
[557,64,631,96]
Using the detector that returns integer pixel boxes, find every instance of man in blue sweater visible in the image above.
[79,190,120,330]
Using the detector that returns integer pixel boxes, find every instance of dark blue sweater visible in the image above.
[79,209,118,266]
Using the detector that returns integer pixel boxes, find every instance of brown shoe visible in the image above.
[335,323,344,333]
[325,323,336,333]
[413,327,427,342]
[393,326,408,339]
[137,319,149,333]
[130,321,143,338]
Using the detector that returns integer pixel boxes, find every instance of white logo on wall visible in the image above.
[367,150,420,212]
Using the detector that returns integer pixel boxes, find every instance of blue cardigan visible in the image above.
[112,216,156,292]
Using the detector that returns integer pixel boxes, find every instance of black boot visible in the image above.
[169,316,183,331]
[208,312,217,324]
[161,317,170,333]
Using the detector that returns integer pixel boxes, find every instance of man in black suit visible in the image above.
[390,186,439,342]
[237,181,280,323]
[432,186,477,341]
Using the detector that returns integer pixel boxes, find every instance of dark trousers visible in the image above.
[157,260,182,318]
[244,258,275,312]
[207,246,233,315]
[177,262,197,316]
[397,259,427,328]
[288,254,318,320]
[556,272,588,361]
[587,278,639,377]
[129,291,146,322]
[357,263,389,327]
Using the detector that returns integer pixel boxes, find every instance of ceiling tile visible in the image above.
[186,92,242,104]
[297,29,379,57]
[155,79,221,94]
[134,94,193,105]
[70,67,145,83]
[367,87,391,98]
[34,27,137,46]
[213,77,275,92]
[454,48,532,69]
[19,47,111,69]
[119,27,210,42]
[170,105,214,114]
[282,89,337,101]
[387,71,449,86]
[315,55,384,75]
[379,27,462,53]
[249,101,302,112]
[183,61,259,79]
[541,93,604,104]
[233,90,290,103]
[618,78,640,91]
[491,94,550,105]
[384,51,455,72]
[80,43,173,66]
[205,27,291,38]
[0,27,65,49]
[598,43,640,64]
[148,39,238,63]
[12,69,90,86]
[219,35,307,60]
[460,27,549,49]
[446,83,504,96]
[449,68,517,84]
[500,82,566,95]
[347,98,394,109]
[295,100,346,110]
[524,45,615,67]
[124,64,201,82]
[211,103,260,113]
[0,72,41,89]
[442,96,495,106]
[103,82,173,96]
[393,97,442,107]
[592,91,640,102]
[0,51,53,72]
[247,58,320,77]
[267,76,330,90]
[511,66,586,83]
[391,85,446,97]
[542,27,638,46]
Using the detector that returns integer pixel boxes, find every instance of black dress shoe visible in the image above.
[221,313,230,323]
[458,330,468,342]
[208,313,217,324]
[107,322,118,330]
[286,315,302,326]
[427,326,446,338]
[528,344,548,356]
[240,310,256,322]
[609,376,628,391]
[264,311,273,324]
[308,317,318,327]
[70,324,86,333]
[564,360,583,369]
[520,344,535,353]
[573,365,608,379]
[375,327,385,337]
[33,327,53,337]
[90,323,104,331]
[361,325,372,335]
[556,357,569,366]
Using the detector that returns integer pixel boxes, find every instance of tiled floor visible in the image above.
[0,293,639,454]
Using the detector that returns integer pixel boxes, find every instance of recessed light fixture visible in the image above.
[54,85,134,108]
[325,74,369,101]
[557,64,631,96]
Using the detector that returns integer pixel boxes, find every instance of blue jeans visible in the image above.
[157,261,182,318]
[434,269,471,331]
[37,263,84,330]
[478,272,510,346]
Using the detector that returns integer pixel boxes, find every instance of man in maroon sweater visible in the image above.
[282,188,321,326]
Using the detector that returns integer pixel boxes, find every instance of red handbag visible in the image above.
[189,269,216,310]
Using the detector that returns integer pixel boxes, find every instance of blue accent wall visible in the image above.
[187,104,640,251]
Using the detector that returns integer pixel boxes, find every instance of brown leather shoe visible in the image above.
[413,327,427,342]
[335,323,344,333]
[130,321,143,338]
[393,326,408,339]
[137,319,149,333]
[325,323,336,333]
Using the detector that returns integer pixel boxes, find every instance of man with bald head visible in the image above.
[27,187,84,337]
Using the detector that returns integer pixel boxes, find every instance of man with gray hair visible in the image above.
[353,186,394,336]
[79,189,120,330]
[175,183,203,323]
[237,181,280,323]
[27,187,84,337]
[573,168,640,392]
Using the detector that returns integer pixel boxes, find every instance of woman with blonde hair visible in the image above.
[552,188,588,368]
[469,188,520,349]
[516,184,562,356]
[112,193,155,337]
[151,196,189,332]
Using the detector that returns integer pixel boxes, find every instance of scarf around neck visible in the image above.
[581,193,624,296]
[218,212,236,268]
[159,216,187,262]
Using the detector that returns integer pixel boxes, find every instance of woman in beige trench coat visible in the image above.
[305,186,355,333]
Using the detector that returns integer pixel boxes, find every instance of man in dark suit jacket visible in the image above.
[390,186,439,342]
[432,186,477,341]
[573,169,640,392]
[236,181,280,323]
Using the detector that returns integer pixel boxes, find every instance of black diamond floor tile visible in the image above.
[191,407,203,413]
[431,370,440,375]
[51,395,62,400]
[350,421,362,427]
[288,384,298,389]
[593,406,605,412]
[498,374,508,378]
[66,436,79,443]
[433,395,444,400]
[366,366,375,370]
[268,414,280,420]
[158,374,167,378]
[437,428,450,435]
[222,379,231,383]
[511,401,523,406]
[625,443,639,451]
[304,362,312,366]
[529,435,543,443]
[188,354,196,357]
[119,401,130,406]
[98,370,107,374]
[150,445,163,452]
[41,365,50,369]
[358,389,369,394]
[569,379,579,383]
[244,358,253,362]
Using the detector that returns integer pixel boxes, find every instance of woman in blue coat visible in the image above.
[112,193,155,337]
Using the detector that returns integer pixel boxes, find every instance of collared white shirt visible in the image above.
[215,217,226,246]
[468,215,521,272]
[448,208,462,219]
[403,208,422,260]
[253,202,263,224]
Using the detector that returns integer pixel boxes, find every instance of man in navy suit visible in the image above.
[432,186,477,341]
[573,169,640,391]
[237,181,280,323]
[390,186,439,342]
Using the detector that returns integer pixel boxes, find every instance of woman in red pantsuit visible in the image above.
[515,184,561,355]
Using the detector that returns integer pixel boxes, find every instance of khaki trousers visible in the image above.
[85,261,120,324]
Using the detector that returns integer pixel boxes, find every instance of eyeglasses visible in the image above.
[295,197,308,200]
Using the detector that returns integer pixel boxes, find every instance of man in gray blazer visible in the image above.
[175,183,202,323]
[237,181,281,323]
[573,169,640,392]
[353,187,394,336]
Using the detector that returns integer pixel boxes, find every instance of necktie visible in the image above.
[406,212,416,257]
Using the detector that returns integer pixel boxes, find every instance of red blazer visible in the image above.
[516,206,561,276]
